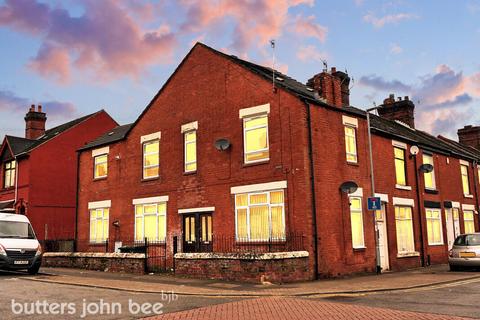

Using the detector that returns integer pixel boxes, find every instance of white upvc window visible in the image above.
[395,206,415,254]
[349,197,365,248]
[461,164,471,196]
[94,154,108,179]
[464,210,475,234]
[394,146,407,186]
[3,160,16,189]
[135,202,167,242]
[143,139,159,179]
[89,208,109,243]
[243,114,269,163]
[422,153,435,190]
[426,208,443,245]
[344,126,358,163]
[184,130,197,172]
[235,190,285,241]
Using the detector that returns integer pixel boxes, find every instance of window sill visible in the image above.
[353,246,366,251]
[424,189,438,194]
[243,160,269,168]
[93,177,107,181]
[0,187,15,192]
[141,176,160,182]
[183,171,197,176]
[397,251,420,258]
[464,194,474,199]
[347,161,359,167]
[428,243,444,247]
[395,184,412,191]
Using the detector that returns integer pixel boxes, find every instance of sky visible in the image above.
[1,0,480,139]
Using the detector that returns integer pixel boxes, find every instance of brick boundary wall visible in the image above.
[42,252,146,274]
[174,251,310,283]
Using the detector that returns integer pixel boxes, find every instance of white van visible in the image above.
[0,213,42,274]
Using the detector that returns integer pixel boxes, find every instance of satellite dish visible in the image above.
[419,163,434,173]
[339,181,358,194]
[214,138,231,151]
[410,145,419,156]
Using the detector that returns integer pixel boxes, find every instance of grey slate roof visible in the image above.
[79,123,133,151]
[5,136,35,156]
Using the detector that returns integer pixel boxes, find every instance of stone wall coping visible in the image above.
[174,251,309,260]
[43,252,145,259]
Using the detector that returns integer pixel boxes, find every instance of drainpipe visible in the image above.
[74,151,80,252]
[14,155,19,212]
[413,154,427,267]
[304,100,319,280]
[473,161,479,230]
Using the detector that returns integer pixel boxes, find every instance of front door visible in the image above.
[375,204,390,271]
[445,209,455,249]
[183,213,213,252]
[453,208,461,238]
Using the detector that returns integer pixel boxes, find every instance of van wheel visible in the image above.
[449,264,460,272]
[27,265,40,275]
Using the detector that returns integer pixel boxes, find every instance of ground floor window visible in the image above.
[464,210,475,234]
[395,206,415,253]
[135,202,167,241]
[426,208,443,245]
[349,197,365,248]
[90,208,109,243]
[235,190,285,241]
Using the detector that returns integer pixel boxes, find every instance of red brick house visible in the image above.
[76,43,479,281]
[0,106,118,241]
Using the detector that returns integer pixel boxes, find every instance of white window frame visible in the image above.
[425,208,443,245]
[422,153,436,190]
[89,207,109,243]
[93,154,108,179]
[461,164,471,196]
[243,114,270,164]
[234,189,285,242]
[3,160,16,189]
[349,196,365,249]
[134,202,167,242]
[463,210,475,234]
[184,129,197,173]
[395,205,415,254]
[344,125,358,163]
[142,139,160,179]
[394,146,407,187]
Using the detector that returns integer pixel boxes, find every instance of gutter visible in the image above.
[74,151,80,251]
[303,100,319,280]
[14,155,19,211]
[413,154,427,267]
[473,161,480,227]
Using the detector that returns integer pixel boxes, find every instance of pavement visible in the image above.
[24,264,480,297]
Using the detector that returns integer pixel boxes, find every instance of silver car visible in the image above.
[449,233,480,271]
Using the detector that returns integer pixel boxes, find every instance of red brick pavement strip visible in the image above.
[146,297,473,320]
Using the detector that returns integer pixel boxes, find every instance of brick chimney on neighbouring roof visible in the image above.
[25,104,47,140]
[458,125,480,150]
[377,94,415,128]
[306,67,351,108]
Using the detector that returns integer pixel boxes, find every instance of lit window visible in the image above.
[461,164,470,195]
[94,154,108,179]
[235,190,285,241]
[422,154,435,190]
[243,115,269,163]
[143,140,159,179]
[464,210,475,234]
[395,206,415,253]
[184,130,197,172]
[394,147,407,186]
[345,126,358,163]
[426,209,443,245]
[349,197,365,248]
[135,202,167,241]
[89,208,109,243]
[3,160,16,188]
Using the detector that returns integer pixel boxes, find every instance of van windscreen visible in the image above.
[0,221,35,239]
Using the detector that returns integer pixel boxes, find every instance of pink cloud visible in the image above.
[292,15,328,43]
[296,45,328,62]
[0,0,177,83]
[363,12,419,28]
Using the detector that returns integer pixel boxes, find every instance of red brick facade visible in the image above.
[76,43,479,280]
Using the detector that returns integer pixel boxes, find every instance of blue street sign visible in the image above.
[367,197,381,211]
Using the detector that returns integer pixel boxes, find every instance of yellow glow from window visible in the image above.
[461,165,470,195]
[394,147,406,185]
[395,206,414,253]
[344,126,357,163]
[143,140,159,179]
[422,154,435,189]
[244,115,269,163]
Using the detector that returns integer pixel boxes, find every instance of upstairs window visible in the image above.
[184,130,197,172]
[3,160,15,189]
[422,154,436,190]
[344,126,358,163]
[143,140,159,179]
[94,155,108,179]
[394,147,407,186]
[460,164,470,195]
[243,115,269,163]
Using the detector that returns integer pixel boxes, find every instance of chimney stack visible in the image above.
[458,125,480,150]
[25,105,47,140]
[306,66,351,108]
[377,93,415,128]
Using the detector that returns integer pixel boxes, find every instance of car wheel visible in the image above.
[449,264,460,272]
[27,264,40,275]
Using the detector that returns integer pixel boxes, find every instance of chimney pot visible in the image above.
[404,96,409,101]
[25,104,47,140]
[331,67,336,73]
[398,97,402,101]
[458,125,480,150]
[38,105,42,112]
[30,104,35,112]
[378,94,415,128]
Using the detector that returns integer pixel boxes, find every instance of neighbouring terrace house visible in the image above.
[74,43,479,282]
[0,105,118,244]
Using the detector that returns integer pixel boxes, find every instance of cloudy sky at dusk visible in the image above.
[1,0,479,139]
